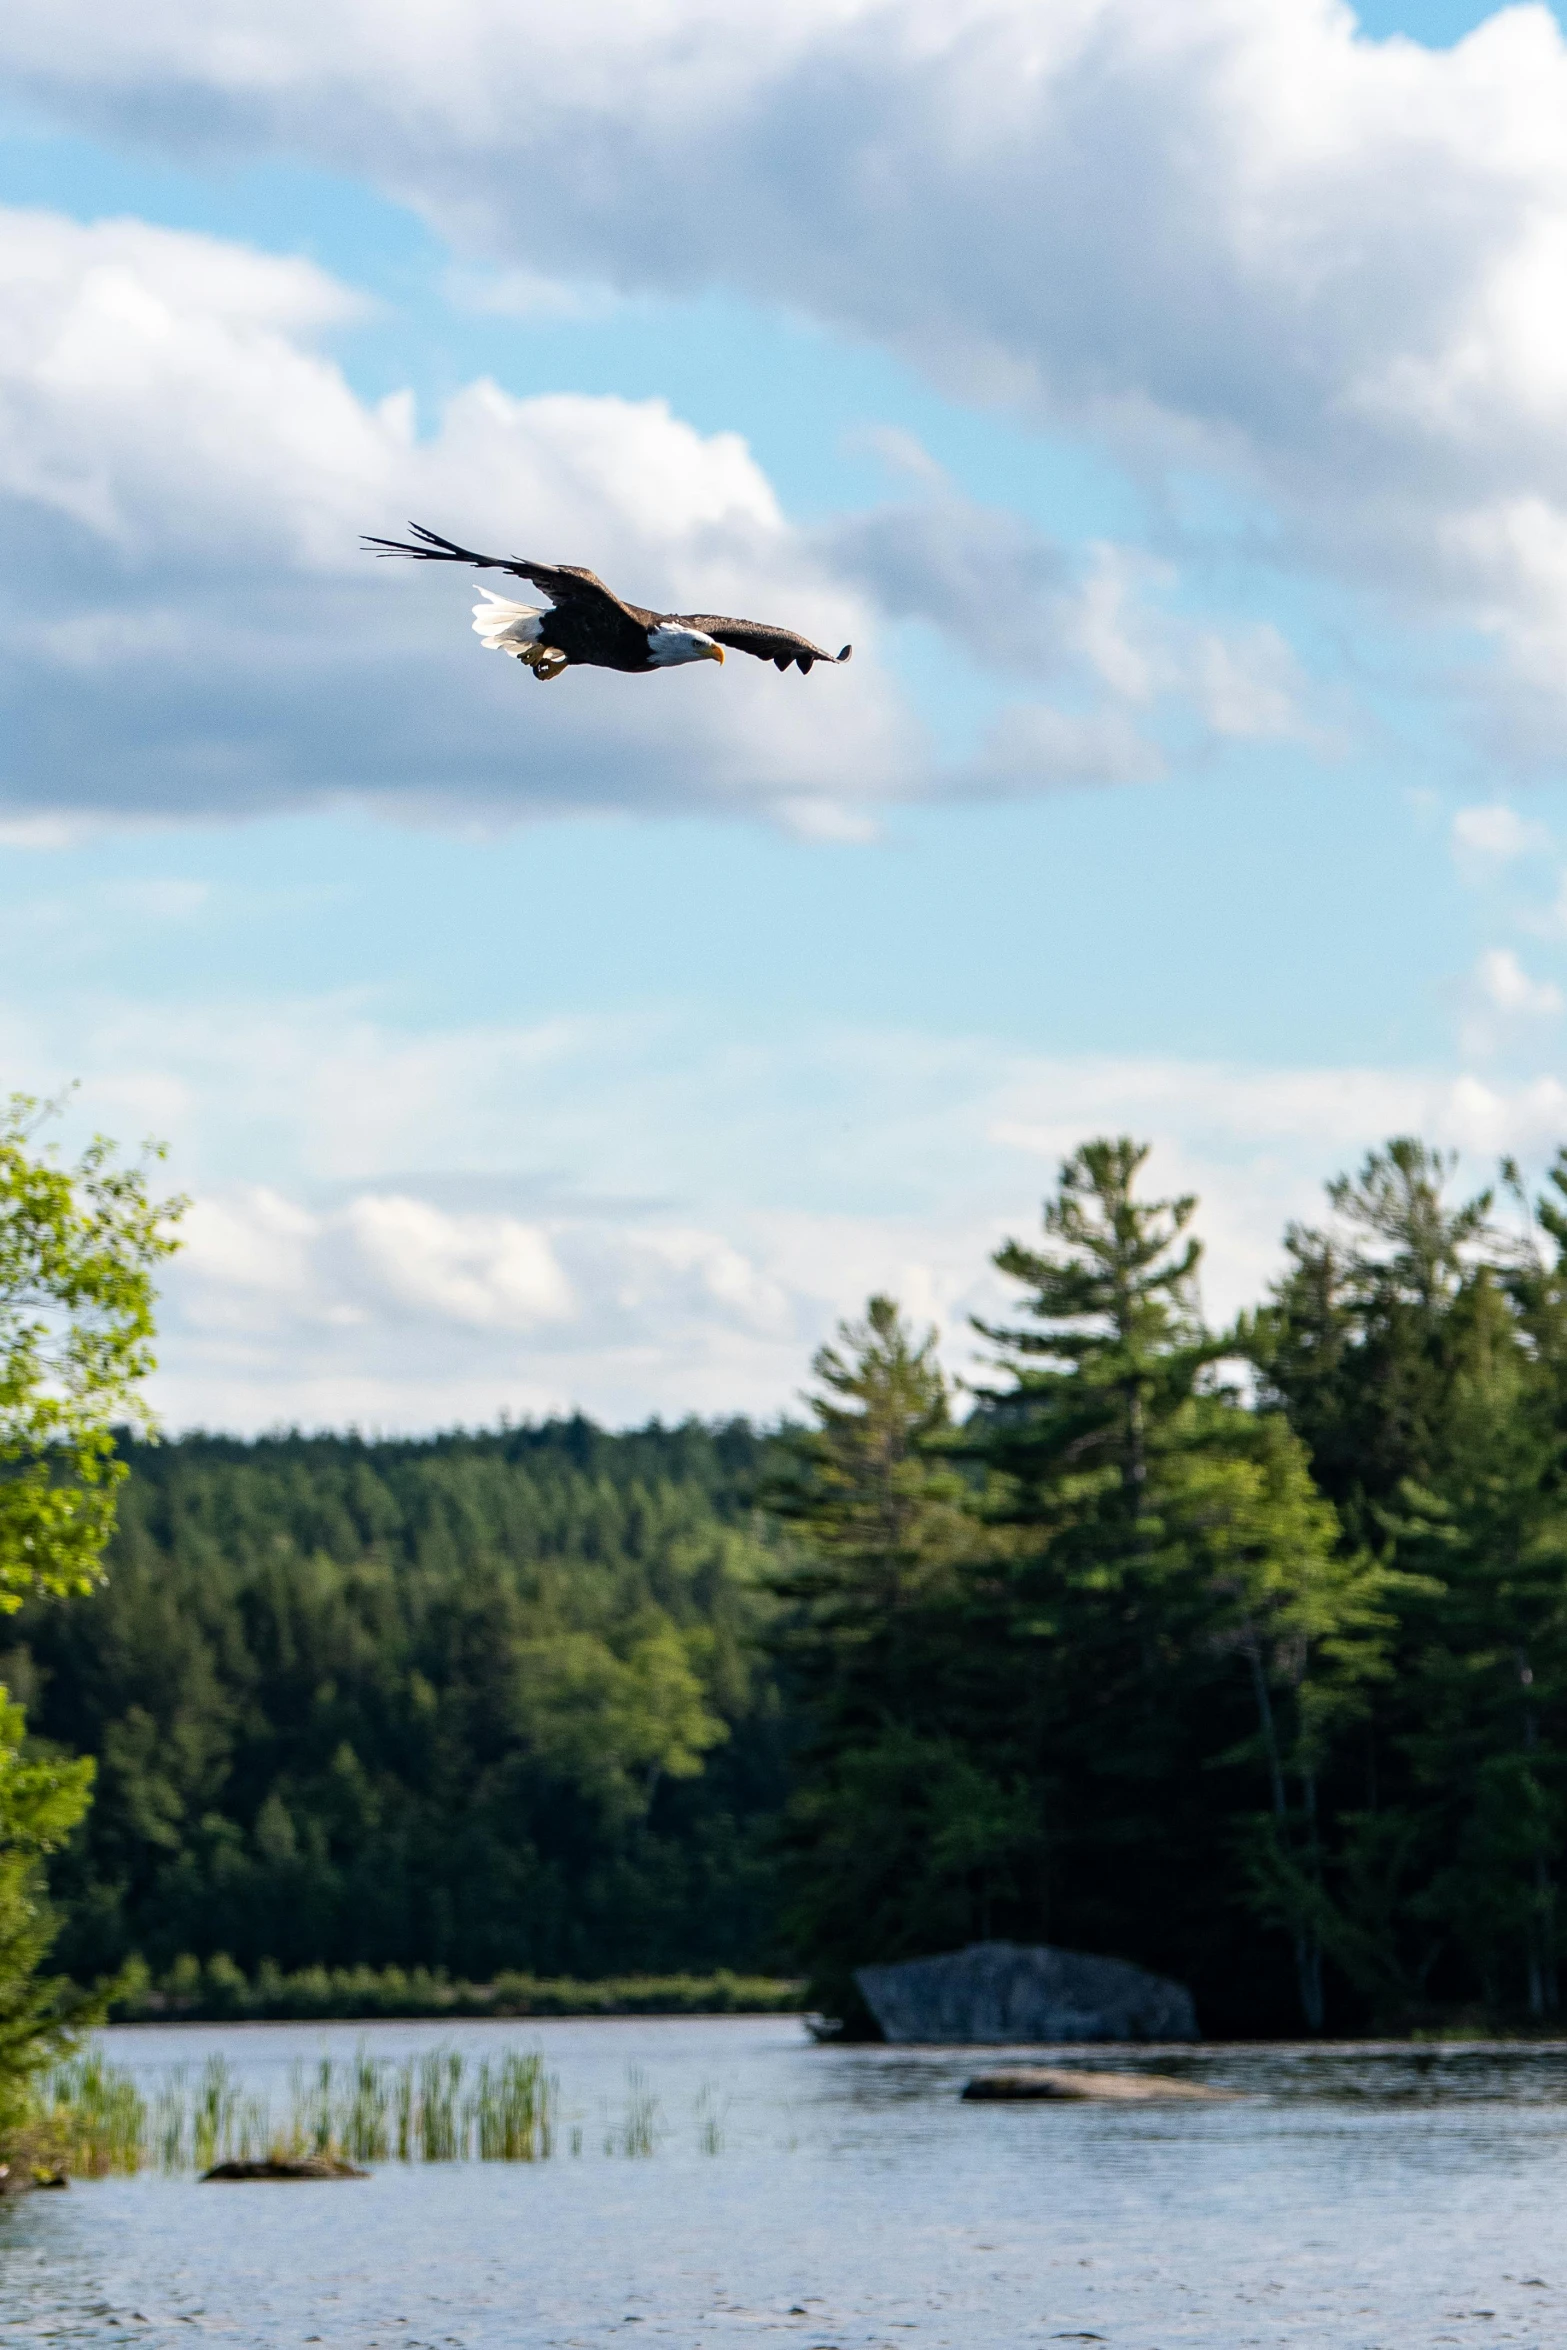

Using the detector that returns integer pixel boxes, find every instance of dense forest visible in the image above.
[12,1132,1567,2037]
[772,1138,1567,2036]
[3,1420,789,1984]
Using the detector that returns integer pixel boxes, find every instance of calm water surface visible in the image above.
[6,2018,1567,2348]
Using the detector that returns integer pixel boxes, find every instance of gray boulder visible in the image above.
[855,1939,1197,2044]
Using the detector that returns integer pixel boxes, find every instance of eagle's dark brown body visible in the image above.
[365,524,853,676]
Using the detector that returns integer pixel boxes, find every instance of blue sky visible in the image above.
[5,0,1567,1428]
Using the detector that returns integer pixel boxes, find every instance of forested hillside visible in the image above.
[3,1420,790,1983]
[12,1134,1567,2037]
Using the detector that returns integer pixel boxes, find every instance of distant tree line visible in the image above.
[11,1131,1567,2036]
[6,1420,788,1985]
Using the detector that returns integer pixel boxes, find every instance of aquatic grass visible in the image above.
[395,2053,415,2161]
[469,2050,555,2160]
[343,2043,393,2163]
[38,2036,681,2176]
[153,2072,188,2173]
[41,2051,147,2177]
[192,2055,242,2172]
[619,2066,660,2157]
[287,2056,335,2159]
[416,2048,463,2161]
[694,2081,727,2156]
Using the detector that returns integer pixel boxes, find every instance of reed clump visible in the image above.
[288,2044,555,2163]
[38,2042,749,2178]
[40,2041,563,2175]
[615,2065,660,2158]
[37,2051,148,2177]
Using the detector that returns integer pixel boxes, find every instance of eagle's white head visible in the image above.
[646,623,725,668]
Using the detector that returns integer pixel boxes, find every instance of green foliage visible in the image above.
[38,2040,560,2173]
[771,1134,1567,2034]
[14,1420,789,1980]
[109,1954,801,2020]
[38,2046,147,2176]
[953,1139,1296,2021]
[764,1298,1002,2020]
[0,1093,183,1613]
[0,1097,178,2157]
[24,1121,1567,2040]
[0,1686,99,2143]
[1235,1140,1567,2020]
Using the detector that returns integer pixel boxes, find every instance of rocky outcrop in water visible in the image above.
[961,2065,1228,2101]
[0,2163,67,2193]
[202,2154,368,2180]
[855,1940,1198,2044]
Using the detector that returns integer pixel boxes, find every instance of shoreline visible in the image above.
[103,1963,807,2027]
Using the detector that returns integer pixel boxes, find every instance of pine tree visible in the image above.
[1177,1412,1410,2027]
[1251,1139,1494,1546]
[765,1298,1005,2026]
[1251,1139,1567,2023]
[966,1139,1245,1997]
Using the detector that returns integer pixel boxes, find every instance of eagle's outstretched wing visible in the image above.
[363,524,652,624]
[670,613,853,674]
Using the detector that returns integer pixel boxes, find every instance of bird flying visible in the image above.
[364,524,853,684]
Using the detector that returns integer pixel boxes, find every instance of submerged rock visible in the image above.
[0,2163,67,2193]
[855,1940,1198,2044]
[962,2066,1230,2102]
[201,2154,368,2181]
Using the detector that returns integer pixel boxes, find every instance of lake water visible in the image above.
[7,2018,1567,2348]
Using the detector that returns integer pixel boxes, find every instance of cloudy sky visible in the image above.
[6,0,1567,1430]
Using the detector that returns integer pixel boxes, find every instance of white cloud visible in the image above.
[1452,800,1551,874]
[10,3,1567,747]
[145,1032,1567,1433]
[0,204,1236,830]
[1461,942,1565,1052]
[1537,866,1567,936]
[1195,625,1303,742]
[826,498,1068,676]
[0,813,103,850]
[967,699,1165,794]
[442,264,619,322]
[13,975,1566,1430]
[1474,944,1563,1015]
[0,207,911,828]
[165,1180,814,1428]
[180,1185,317,1302]
[852,425,948,487]
[342,1195,575,1331]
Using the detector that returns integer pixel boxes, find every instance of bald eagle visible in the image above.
[364,523,853,683]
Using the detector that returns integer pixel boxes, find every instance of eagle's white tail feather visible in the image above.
[472,590,546,655]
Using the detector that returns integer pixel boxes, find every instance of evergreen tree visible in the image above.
[1252,1140,1567,2023]
[1251,1139,1494,1546]
[765,1298,1003,2025]
[972,1139,1408,2029]
[966,1140,1239,1996]
[1371,1169,1567,2019]
[15,1422,790,1981]
[1176,1413,1410,2027]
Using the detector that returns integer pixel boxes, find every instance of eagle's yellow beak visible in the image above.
[705,642,725,664]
